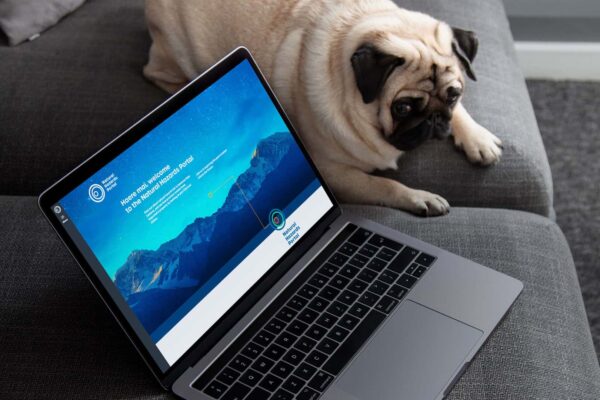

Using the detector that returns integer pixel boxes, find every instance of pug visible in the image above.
[144,0,502,216]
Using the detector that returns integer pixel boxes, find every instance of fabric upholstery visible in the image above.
[0,0,167,197]
[383,0,554,218]
[0,0,554,219]
[1,196,598,399]
[0,0,86,46]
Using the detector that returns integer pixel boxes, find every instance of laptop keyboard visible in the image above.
[193,223,436,400]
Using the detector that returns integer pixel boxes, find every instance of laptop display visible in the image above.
[53,59,334,369]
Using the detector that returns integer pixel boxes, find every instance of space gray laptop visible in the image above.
[39,47,522,400]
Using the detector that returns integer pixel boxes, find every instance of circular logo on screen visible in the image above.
[53,205,62,214]
[88,184,106,203]
[269,209,286,231]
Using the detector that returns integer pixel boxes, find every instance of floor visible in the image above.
[526,80,600,360]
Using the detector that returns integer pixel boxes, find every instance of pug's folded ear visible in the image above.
[451,28,478,81]
[351,44,405,104]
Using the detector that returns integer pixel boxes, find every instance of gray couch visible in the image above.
[0,0,598,399]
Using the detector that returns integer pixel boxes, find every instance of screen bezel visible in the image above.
[38,47,341,389]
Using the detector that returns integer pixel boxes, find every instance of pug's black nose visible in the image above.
[446,86,461,104]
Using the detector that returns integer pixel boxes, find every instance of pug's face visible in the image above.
[351,22,479,151]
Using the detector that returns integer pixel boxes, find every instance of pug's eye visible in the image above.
[392,101,413,118]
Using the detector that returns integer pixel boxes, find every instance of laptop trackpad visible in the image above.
[323,301,482,400]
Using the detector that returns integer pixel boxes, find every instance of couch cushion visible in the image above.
[382,0,554,218]
[0,0,554,218]
[0,0,166,197]
[0,196,598,399]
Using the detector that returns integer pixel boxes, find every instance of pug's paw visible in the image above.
[401,189,450,217]
[454,125,503,166]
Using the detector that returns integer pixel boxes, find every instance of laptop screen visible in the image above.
[55,59,334,369]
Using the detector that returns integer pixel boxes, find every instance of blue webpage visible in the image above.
[59,60,333,365]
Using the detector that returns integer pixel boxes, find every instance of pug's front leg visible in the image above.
[324,164,450,217]
[451,102,503,165]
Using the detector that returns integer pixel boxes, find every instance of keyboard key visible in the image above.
[375,295,399,314]
[329,253,348,266]
[309,274,329,288]
[248,387,270,400]
[230,354,252,372]
[272,388,294,400]
[389,246,419,273]
[264,344,286,361]
[283,348,306,366]
[319,285,340,301]
[398,274,418,289]
[287,320,309,337]
[239,369,264,387]
[339,314,360,330]
[376,247,397,261]
[348,254,369,268]
[330,275,350,290]
[348,228,372,245]
[295,362,317,381]
[295,336,317,353]
[338,242,359,256]
[368,234,403,251]
[216,367,240,386]
[413,265,427,278]
[307,297,330,313]
[368,280,390,296]
[339,264,360,279]
[323,310,386,375]
[316,313,338,329]
[277,307,297,323]
[252,356,275,374]
[359,243,378,257]
[358,291,380,307]
[327,325,350,342]
[259,373,283,392]
[348,302,369,318]
[406,263,418,275]
[327,301,348,317]
[366,258,386,272]
[299,284,319,299]
[275,331,297,347]
[388,285,408,300]
[255,330,276,347]
[379,269,399,284]
[265,318,286,335]
[348,278,368,294]
[305,324,327,341]
[223,382,250,400]
[317,337,339,354]
[416,252,436,266]
[319,263,338,277]
[308,370,335,392]
[357,268,377,283]
[298,308,319,325]
[241,341,264,359]
[337,289,359,306]
[272,361,294,379]
[306,350,328,367]
[287,295,308,311]
[282,375,306,394]
[298,387,320,400]
[204,380,228,398]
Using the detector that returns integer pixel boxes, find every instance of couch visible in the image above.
[1,0,599,399]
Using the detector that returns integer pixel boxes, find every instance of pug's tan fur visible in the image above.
[144,0,502,216]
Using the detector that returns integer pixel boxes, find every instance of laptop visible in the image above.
[39,47,522,400]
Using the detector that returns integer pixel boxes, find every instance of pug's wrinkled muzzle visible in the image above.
[430,112,452,140]
[389,113,452,151]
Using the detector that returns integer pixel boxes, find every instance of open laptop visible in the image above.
[39,47,522,400]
